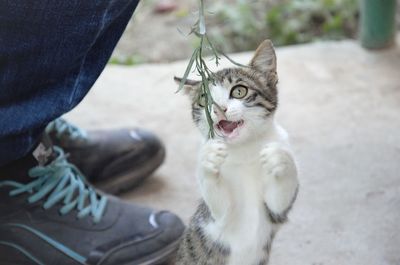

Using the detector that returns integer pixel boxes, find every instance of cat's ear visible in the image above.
[174,76,201,95]
[249,39,277,74]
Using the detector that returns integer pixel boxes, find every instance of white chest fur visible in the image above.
[202,143,276,265]
[198,124,296,265]
[220,159,272,265]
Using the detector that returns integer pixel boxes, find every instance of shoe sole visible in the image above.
[94,147,165,195]
[112,238,179,265]
[0,237,180,265]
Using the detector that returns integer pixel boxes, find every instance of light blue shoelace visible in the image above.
[0,147,107,223]
[45,118,88,141]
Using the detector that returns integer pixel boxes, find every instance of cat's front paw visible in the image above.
[260,143,299,221]
[200,139,227,177]
[260,143,296,181]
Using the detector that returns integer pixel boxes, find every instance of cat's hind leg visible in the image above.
[260,142,299,223]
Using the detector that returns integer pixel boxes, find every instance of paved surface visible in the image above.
[66,36,400,265]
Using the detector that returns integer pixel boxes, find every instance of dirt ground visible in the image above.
[68,35,400,265]
[112,0,197,63]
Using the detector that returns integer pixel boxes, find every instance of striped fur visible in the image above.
[174,202,230,265]
[175,40,298,265]
[187,65,279,125]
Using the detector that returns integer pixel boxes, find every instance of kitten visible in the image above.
[174,40,299,265]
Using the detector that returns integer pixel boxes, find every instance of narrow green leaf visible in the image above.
[176,48,198,93]
[177,0,250,138]
[219,50,249,68]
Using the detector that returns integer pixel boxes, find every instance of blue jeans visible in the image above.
[0,0,140,166]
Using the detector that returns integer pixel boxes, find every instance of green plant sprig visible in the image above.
[178,0,246,138]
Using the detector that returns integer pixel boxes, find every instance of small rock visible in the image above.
[154,0,178,14]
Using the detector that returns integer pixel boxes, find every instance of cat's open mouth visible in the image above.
[216,119,244,137]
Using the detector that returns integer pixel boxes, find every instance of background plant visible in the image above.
[110,0,400,64]
[209,0,359,52]
[178,0,223,138]
[178,0,247,138]
[267,0,359,46]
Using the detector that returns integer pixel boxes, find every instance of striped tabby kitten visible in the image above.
[174,40,299,265]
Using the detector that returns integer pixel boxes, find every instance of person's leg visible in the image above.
[0,1,184,264]
[42,0,167,194]
[0,0,139,165]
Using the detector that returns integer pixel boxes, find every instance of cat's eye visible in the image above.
[230,85,248,99]
[198,94,206,107]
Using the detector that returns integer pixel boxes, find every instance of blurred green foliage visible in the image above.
[267,0,359,45]
[210,0,359,51]
[108,54,144,66]
[209,0,266,51]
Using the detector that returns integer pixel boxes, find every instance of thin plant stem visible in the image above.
[178,0,244,138]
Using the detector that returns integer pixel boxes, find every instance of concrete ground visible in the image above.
[66,36,400,265]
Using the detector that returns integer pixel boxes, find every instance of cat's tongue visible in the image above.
[218,120,239,133]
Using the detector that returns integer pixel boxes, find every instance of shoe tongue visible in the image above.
[46,118,88,148]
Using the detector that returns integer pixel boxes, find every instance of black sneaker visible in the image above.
[0,141,184,265]
[45,118,165,194]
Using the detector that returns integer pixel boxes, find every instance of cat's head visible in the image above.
[175,40,278,144]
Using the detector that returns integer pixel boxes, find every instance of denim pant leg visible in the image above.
[0,0,140,166]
